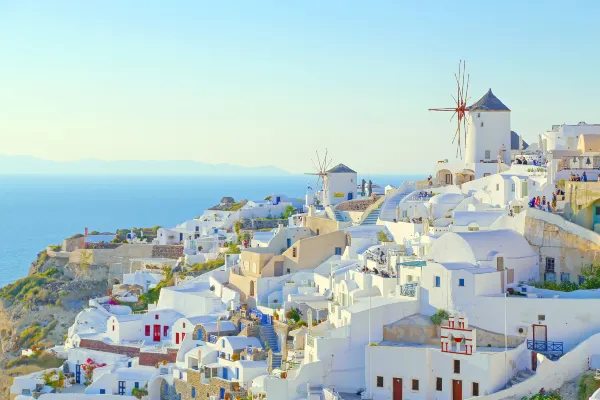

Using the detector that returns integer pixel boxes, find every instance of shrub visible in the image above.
[376,231,392,242]
[521,389,561,400]
[231,353,240,361]
[578,373,600,400]
[226,242,241,255]
[285,308,302,323]
[282,205,296,219]
[430,309,450,326]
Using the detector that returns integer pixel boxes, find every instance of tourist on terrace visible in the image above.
[583,171,588,182]
[535,196,541,208]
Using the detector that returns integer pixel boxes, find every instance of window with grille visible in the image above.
[376,376,383,387]
[485,150,491,159]
[454,359,460,374]
[545,257,555,273]
[436,377,443,391]
[412,379,419,391]
[472,382,479,396]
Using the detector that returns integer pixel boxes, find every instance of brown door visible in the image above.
[531,350,537,371]
[453,380,462,400]
[393,377,402,400]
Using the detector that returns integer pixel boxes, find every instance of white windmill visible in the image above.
[305,149,332,207]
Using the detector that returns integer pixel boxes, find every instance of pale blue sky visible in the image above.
[0,1,598,174]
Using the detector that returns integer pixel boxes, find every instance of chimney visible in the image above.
[84,227,89,237]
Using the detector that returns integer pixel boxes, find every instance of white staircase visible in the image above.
[360,207,381,225]
[378,182,416,222]
[503,369,535,389]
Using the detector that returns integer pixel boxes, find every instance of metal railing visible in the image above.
[399,282,419,297]
[208,334,218,344]
[527,340,563,354]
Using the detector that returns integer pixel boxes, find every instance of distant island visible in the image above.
[0,155,290,176]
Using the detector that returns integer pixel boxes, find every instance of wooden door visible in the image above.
[153,324,161,342]
[393,377,402,400]
[453,380,462,400]
[531,350,537,371]
[175,332,180,344]
[533,324,547,342]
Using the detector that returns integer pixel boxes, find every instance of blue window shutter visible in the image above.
[100,389,105,394]
[459,279,465,287]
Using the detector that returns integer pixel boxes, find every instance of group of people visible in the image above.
[569,171,596,182]
[529,193,558,212]
[514,156,539,165]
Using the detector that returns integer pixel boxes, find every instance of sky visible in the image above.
[0,1,599,174]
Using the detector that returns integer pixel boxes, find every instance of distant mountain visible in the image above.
[0,155,290,176]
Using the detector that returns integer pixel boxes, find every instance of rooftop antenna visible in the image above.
[429,60,471,159]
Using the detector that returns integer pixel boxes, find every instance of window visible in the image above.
[163,326,168,337]
[135,382,140,389]
[145,325,150,336]
[477,112,481,118]
[579,275,586,285]
[560,273,570,283]
[155,314,159,320]
[183,323,186,328]
[468,226,479,232]
[316,229,320,235]
[496,184,500,191]
[221,339,225,348]
[454,359,461,374]
[191,387,196,398]
[436,377,443,391]
[481,122,484,127]
[472,382,480,396]
[236,368,240,379]
[485,150,491,160]
[483,173,491,177]
[412,379,419,391]
[459,278,465,287]
[376,376,384,388]
[100,389,106,394]
[511,183,515,192]
[292,247,297,257]
[112,325,115,331]
[545,257,555,273]
[596,206,600,216]
[335,247,342,255]
[435,276,441,287]
[538,314,546,321]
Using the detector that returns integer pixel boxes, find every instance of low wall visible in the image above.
[79,339,140,358]
[139,349,178,366]
[151,245,184,259]
[241,218,288,230]
[474,332,600,400]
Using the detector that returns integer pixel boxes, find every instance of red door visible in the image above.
[531,350,537,371]
[175,332,180,344]
[153,325,161,342]
[393,378,402,400]
[453,380,462,400]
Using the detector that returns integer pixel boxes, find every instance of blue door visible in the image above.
[287,238,292,248]
[348,192,353,200]
[223,368,228,380]
[220,388,226,399]
[179,232,183,242]
[118,381,125,395]
[75,364,81,384]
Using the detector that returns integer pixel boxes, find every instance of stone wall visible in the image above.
[524,211,600,281]
[152,245,184,259]
[160,379,179,400]
[174,372,247,400]
[139,349,178,366]
[84,242,121,250]
[79,339,140,358]
[273,320,291,361]
[335,199,376,212]
[240,218,288,230]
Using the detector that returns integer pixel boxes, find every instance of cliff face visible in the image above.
[0,251,108,362]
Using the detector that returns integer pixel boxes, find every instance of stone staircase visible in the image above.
[210,297,226,313]
[503,369,535,389]
[361,207,381,225]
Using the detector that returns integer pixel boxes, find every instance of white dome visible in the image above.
[429,192,464,205]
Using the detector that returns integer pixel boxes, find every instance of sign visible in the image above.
[333,192,345,198]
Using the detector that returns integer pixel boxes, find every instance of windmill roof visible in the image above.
[327,164,356,173]
[511,131,529,150]
[469,89,510,112]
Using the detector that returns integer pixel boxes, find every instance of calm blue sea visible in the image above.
[0,174,419,287]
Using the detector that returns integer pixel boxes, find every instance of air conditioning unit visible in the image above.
[516,326,528,336]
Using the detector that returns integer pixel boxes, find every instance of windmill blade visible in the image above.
[428,107,456,111]
[449,110,457,122]
[315,151,322,173]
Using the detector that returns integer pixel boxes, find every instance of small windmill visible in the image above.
[305,149,333,204]
[429,60,471,158]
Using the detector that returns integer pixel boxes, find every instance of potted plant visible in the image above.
[273,311,279,321]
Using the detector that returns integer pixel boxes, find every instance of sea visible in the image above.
[0,174,420,288]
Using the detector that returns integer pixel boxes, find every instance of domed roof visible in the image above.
[429,192,464,205]
[469,89,510,112]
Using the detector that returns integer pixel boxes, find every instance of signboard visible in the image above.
[334,192,345,198]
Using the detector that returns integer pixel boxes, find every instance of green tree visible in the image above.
[226,242,241,254]
[283,205,296,219]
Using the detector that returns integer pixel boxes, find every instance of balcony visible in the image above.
[527,340,564,355]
